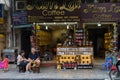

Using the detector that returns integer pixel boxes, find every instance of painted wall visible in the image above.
[14,29,21,53]
[51,29,67,47]
[36,30,52,46]
[0,34,5,60]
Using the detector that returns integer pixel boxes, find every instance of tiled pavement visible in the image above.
[0,59,119,80]
[0,65,110,80]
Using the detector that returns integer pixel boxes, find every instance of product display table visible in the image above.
[56,47,94,70]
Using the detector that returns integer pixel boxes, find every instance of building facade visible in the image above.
[11,0,120,58]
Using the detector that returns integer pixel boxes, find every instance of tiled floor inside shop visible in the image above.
[0,58,119,80]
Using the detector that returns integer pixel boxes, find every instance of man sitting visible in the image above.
[26,48,40,73]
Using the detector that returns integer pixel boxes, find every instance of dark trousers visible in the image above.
[18,61,29,72]
[19,61,29,67]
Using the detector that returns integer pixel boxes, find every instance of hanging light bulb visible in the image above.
[54,22,56,24]
[44,22,46,25]
[97,22,101,27]
[46,25,48,30]
[67,24,69,29]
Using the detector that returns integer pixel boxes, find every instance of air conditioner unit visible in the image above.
[15,1,26,10]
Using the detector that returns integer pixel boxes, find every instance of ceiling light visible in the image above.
[33,22,35,25]
[75,22,77,24]
[44,22,46,25]
[46,26,48,30]
[67,25,69,29]
[64,22,67,24]
[97,22,101,27]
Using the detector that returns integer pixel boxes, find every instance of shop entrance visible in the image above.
[33,22,117,63]
[36,22,77,61]
[87,27,107,58]
[21,28,32,58]
[84,23,115,59]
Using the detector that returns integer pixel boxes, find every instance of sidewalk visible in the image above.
[0,58,119,80]
[0,63,111,80]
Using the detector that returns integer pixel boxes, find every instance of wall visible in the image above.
[13,29,21,53]
[0,34,5,60]
[52,29,67,47]
[36,30,52,46]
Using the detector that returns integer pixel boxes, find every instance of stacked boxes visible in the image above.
[104,32,112,50]
[56,47,94,70]
[59,55,76,63]
[80,55,92,64]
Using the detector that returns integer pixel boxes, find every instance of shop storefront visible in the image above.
[12,0,120,68]
[25,0,95,68]
[26,0,82,61]
[80,3,119,58]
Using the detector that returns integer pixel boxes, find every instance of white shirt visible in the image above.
[17,55,23,65]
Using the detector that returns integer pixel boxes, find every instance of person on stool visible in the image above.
[26,48,40,73]
[17,50,29,72]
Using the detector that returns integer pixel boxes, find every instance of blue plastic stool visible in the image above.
[102,57,112,71]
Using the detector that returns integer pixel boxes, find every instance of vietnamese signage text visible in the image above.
[12,12,27,26]
[27,0,81,23]
[80,3,120,22]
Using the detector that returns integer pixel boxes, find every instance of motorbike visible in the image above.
[109,58,120,80]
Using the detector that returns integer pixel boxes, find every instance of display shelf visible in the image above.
[104,32,112,50]
[75,28,84,44]
[36,30,52,46]
[56,47,94,69]
[75,28,93,47]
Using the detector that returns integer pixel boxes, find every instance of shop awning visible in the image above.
[13,24,32,29]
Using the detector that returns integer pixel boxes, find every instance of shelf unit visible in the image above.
[36,30,52,46]
[75,28,93,46]
[104,32,112,50]
[75,28,84,46]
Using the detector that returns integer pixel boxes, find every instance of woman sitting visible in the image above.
[17,50,29,72]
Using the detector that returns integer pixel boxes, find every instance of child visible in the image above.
[3,55,9,72]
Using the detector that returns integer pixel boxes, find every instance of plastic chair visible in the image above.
[102,57,112,71]
[112,56,117,65]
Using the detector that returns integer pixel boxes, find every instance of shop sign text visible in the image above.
[80,3,120,22]
[27,0,81,23]
[12,12,27,26]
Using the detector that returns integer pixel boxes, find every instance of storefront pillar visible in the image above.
[113,23,118,50]
[83,24,86,40]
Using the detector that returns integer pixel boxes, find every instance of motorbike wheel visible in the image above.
[109,69,118,80]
